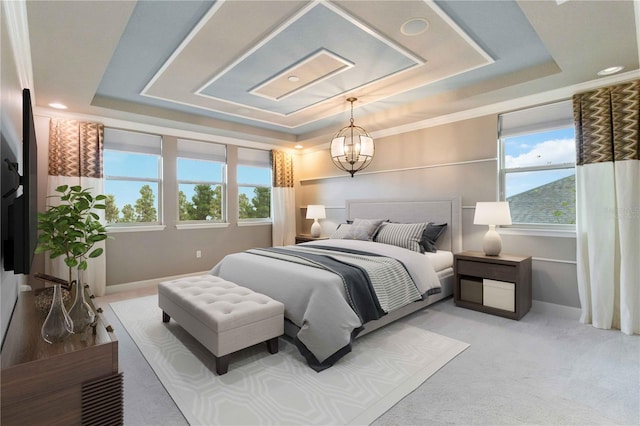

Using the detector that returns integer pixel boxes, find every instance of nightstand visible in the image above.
[454,250,532,320]
[295,234,329,244]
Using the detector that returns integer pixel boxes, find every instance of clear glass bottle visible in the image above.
[41,284,74,344]
[67,272,96,333]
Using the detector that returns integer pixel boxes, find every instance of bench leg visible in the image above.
[266,337,279,354]
[162,311,170,323]
[216,355,230,375]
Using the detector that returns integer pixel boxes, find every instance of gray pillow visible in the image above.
[343,218,386,241]
[330,223,353,239]
[375,222,427,253]
[420,223,448,253]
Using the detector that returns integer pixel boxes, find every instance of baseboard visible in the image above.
[531,300,581,320]
[105,270,210,295]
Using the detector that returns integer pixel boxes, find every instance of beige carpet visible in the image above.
[112,295,469,425]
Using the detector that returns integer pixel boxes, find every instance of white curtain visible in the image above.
[47,119,107,296]
[573,80,639,335]
[271,150,296,246]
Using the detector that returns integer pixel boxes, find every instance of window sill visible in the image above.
[499,227,576,238]
[175,222,230,230]
[107,224,166,233]
[237,221,272,227]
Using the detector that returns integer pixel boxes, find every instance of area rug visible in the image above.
[111,295,469,426]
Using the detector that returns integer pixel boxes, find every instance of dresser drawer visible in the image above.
[456,259,516,282]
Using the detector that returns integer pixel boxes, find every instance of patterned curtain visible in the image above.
[47,119,107,296]
[271,150,296,246]
[573,79,639,335]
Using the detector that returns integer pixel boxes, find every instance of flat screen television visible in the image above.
[3,88,38,274]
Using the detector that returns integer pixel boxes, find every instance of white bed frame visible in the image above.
[345,197,462,336]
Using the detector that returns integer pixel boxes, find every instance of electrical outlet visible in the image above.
[196,250,201,258]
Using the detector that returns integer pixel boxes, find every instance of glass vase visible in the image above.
[68,272,96,333]
[41,283,74,344]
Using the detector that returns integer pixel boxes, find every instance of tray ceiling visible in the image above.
[25,0,639,147]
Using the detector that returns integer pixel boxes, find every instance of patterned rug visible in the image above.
[111,295,469,425]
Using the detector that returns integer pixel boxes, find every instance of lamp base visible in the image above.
[310,220,321,238]
[482,225,503,256]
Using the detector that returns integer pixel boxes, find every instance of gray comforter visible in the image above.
[210,239,440,370]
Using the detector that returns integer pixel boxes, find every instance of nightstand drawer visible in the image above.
[483,279,515,312]
[457,260,516,282]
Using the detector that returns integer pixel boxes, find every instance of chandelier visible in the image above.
[330,97,374,177]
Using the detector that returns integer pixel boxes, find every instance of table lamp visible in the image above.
[306,205,326,238]
[473,201,512,256]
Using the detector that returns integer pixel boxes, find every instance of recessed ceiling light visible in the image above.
[597,66,624,76]
[294,144,303,149]
[49,102,67,109]
[401,18,429,36]
[288,76,300,82]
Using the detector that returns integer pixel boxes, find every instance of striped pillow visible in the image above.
[374,222,427,253]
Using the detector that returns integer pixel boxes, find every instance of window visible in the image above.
[104,128,162,225]
[237,148,271,221]
[176,139,227,222]
[499,100,576,226]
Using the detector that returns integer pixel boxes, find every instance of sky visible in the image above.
[503,127,575,197]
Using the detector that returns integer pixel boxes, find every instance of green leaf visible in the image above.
[56,185,69,193]
[89,248,104,258]
[34,246,49,254]
[88,234,107,243]
[78,260,88,271]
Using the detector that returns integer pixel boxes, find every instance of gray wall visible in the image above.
[33,121,273,288]
[295,115,580,308]
[1,11,26,342]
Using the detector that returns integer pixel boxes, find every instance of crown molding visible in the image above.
[372,69,640,140]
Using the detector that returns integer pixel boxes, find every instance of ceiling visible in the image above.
[25,0,639,149]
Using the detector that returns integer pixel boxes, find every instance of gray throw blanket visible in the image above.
[247,245,422,320]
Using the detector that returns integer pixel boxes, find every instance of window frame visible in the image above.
[103,128,163,230]
[498,101,576,231]
[175,139,227,226]
[237,148,272,224]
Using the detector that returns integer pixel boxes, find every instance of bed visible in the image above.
[210,197,462,371]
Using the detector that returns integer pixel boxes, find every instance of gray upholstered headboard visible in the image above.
[346,197,462,253]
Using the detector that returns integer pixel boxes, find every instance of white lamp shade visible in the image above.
[473,202,512,225]
[330,137,346,158]
[306,205,326,219]
[359,136,374,156]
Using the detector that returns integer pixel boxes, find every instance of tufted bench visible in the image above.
[158,275,284,375]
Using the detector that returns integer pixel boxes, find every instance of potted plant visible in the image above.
[36,185,108,335]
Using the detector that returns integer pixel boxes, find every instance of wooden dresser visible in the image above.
[1,290,123,425]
